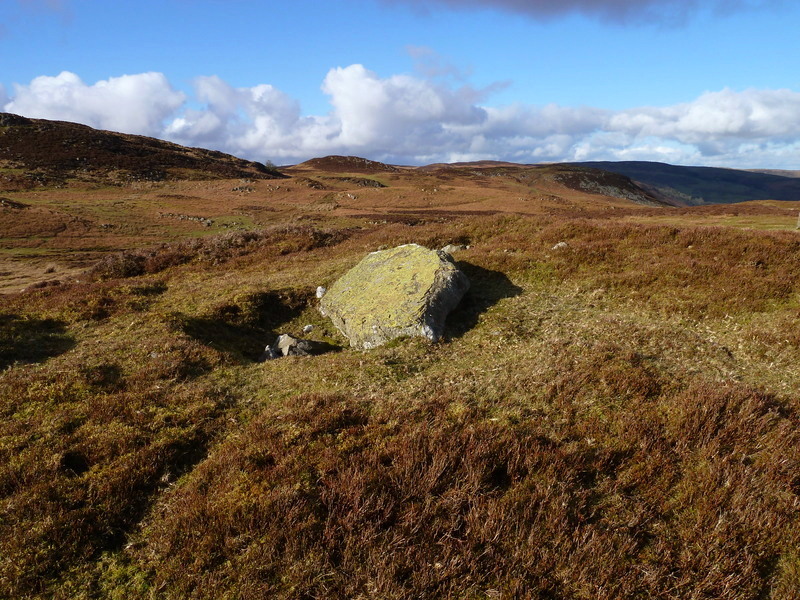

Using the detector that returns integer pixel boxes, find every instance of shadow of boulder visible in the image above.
[444,262,524,339]
[0,314,75,369]
[175,289,342,362]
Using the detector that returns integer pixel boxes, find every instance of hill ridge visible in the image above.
[569,160,800,205]
[0,112,284,189]
[291,155,401,174]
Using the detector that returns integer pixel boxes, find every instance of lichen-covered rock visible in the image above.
[319,243,470,349]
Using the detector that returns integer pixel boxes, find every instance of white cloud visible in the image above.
[165,75,302,149]
[164,64,489,163]
[321,64,486,147]
[608,88,800,142]
[4,71,185,136]
[164,74,328,161]
[4,68,800,168]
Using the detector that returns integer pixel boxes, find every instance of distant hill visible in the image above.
[416,161,673,207]
[0,113,284,189]
[746,168,800,178]
[290,155,401,174]
[569,161,800,205]
[544,165,673,207]
[418,160,522,170]
[6,112,796,208]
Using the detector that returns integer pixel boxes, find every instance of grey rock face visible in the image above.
[275,334,315,357]
[260,334,322,361]
[319,243,470,349]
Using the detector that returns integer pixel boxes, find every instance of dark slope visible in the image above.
[548,165,674,207]
[419,161,673,207]
[291,155,401,173]
[0,113,284,188]
[570,161,800,205]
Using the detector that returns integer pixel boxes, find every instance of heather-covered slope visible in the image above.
[573,160,800,205]
[290,155,401,173]
[0,112,283,189]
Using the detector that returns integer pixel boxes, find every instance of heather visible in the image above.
[2,215,799,598]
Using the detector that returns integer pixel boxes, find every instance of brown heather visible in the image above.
[132,383,798,599]
[2,167,800,599]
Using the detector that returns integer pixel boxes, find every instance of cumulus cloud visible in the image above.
[164,64,490,163]
[4,68,800,168]
[609,88,800,143]
[382,0,780,24]
[323,65,487,146]
[166,75,301,147]
[5,71,185,136]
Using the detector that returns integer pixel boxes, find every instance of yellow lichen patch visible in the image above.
[320,244,469,348]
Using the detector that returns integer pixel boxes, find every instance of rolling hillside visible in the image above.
[0,112,283,190]
[572,160,800,205]
[1,116,799,599]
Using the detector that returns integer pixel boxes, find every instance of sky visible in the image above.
[1,0,799,168]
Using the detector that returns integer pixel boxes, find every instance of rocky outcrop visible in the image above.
[319,244,469,349]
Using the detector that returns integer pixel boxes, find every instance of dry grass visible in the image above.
[2,171,800,598]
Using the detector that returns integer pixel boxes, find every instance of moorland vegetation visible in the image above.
[1,115,799,598]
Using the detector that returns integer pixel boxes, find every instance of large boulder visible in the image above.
[319,244,470,349]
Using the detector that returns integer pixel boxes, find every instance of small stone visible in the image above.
[259,345,280,362]
[302,324,314,334]
[275,334,317,357]
[276,334,305,356]
[551,241,569,250]
[260,333,331,361]
[316,286,327,299]
[441,243,466,255]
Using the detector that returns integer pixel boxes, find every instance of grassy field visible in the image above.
[2,163,800,598]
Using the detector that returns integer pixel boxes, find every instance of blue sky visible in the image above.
[2,0,799,168]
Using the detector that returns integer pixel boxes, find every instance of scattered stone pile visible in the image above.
[260,333,327,361]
